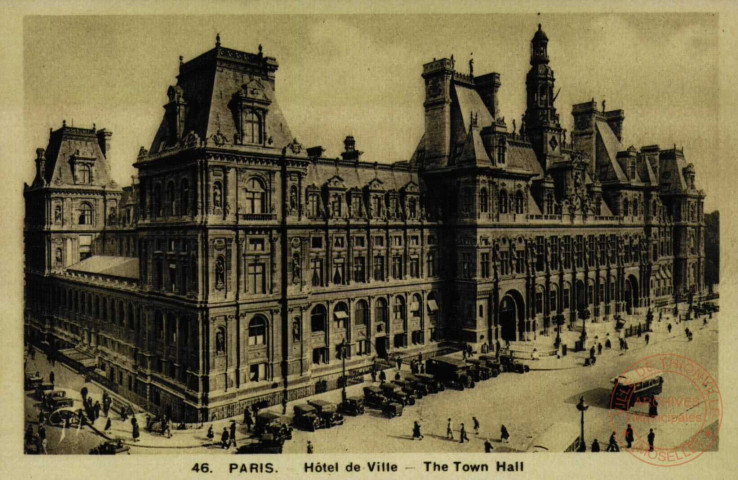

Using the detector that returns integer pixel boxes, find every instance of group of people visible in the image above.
[441,417,508,450]
[24,423,47,454]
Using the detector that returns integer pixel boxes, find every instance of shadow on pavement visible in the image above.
[563,388,614,410]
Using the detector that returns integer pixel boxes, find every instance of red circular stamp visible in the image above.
[608,353,722,466]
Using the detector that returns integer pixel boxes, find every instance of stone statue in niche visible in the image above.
[213,183,223,209]
[55,205,63,224]
[55,248,62,265]
[215,256,225,290]
[216,328,225,354]
[292,318,301,342]
[292,253,301,284]
[289,186,298,212]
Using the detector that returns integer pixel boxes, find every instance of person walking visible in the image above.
[472,417,480,435]
[104,417,112,432]
[93,401,101,421]
[394,371,401,381]
[606,432,620,452]
[132,419,140,442]
[605,338,611,349]
[648,428,655,452]
[207,425,214,442]
[625,424,634,449]
[649,397,659,418]
[589,346,595,361]
[500,425,510,443]
[396,357,403,371]
[645,333,650,345]
[591,439,600,452]
[379,370,387,385]
[371,369,377,383]
[306,440,314,454]
[243,407,252,430]
[667,323,672,335]
[412,421,424,440]
[459,423,469,444]
[597,343,603,356]
[229,421,237,448]
[81,386,88,403]
[49,371,55,386]
[484,439,493,452]
[446,418,454,440]
[221,427,230,449]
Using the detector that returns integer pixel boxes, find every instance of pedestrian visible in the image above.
[648,428,655,452]
[81,386,88,402]
[589,345,595,360]
[495,340,501,356]
[605,338,611,349]
[379,370,387,385]
[307,440,314,454]
[500,425,510,443]
[104,417,112,432]
[645,333,650,345]
[205,425,214,442]
[396,357,402,370]
[637,325,642,337]
[484,439,493,452]
[685,327,690,339]
[446,418,454,440]
[94,401,101,421]
[121,407,128,422]
[244,411,253,432]
[624,340,629,350]
[649,397,659,417]
[230,421,237,448]
[462,349,467,361]
[282,397,288,415]
[420,364,425,374]
[591,439,600,452]
[688,331,693,341]
[132,419,140,442]
[668,323,672,334]
[473,417,480,435]
[49,371,55,385]
[459,423,469,443]
[221,427,230,449]
[412,421,423,440]
[625,424,634,449]
[371,370,377,383]
[606,432,620,452]
[597,343,602,356]
[38,411,46,426]
[703,317,707,327]
[394,371,401,381]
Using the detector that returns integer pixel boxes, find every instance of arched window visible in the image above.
[127,303,134,329]
[412,293,423,318]
[408,197,418,219]
[78,202,93,225]
[179,179,190,216]
[633,199,638,217]
[480,188,489,213]
[54,205,63,224]
[244,111,262,144]
[212,182,223,209]
[355,300,368,326]
[375,298,388,333]
[311,305,326,332]
[623,198,629,216]
[248,316,267,346]
[499,190,508,214]
[515,190,525,214]
[78,165,92,184]
[334,302,349,329]
[167,181,176,216]
[155,311,164,339]
[393,296,406,322]
[244,178,266,214]
[153,183,163,217]
[546,193,554,215]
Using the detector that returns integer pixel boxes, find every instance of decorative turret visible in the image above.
[341,135,362,161]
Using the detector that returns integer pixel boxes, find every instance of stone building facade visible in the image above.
[24,27,706,422]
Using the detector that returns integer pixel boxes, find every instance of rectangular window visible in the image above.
[550,237,560,270]
[500,251,510,276]
[249,239,265,251]
[536,236,545,272]
[374,236,384,247]
[392,236,403,247]
[550,291,557,312]
[353,256,366,283]
[311,258,323,286]
[249,363,266,382]
[357,339,370,355]
[333,236,345,248]
[461,253,474,278]
[373,255,385,281]
[409,257,419,278]
[428,235,437,245]
[427,253,437,277]
[392,255,403,279]
[588,235,596,267]
[248,263,266,294]
[410,235,420,247]
[563,289,570,310]
[516,251,525,274]
[312,348,328,365]
[564,237,572,269]
[308,194,319,217]
[535,292,543,314]
[481,253,490,278]
[311,236,323,249]
[332,260,345,285]
[576,236,584,269]
[354,236,365,248]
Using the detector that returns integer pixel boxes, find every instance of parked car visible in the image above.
[425,356,474,389]
[363,386,387,409]
[41,389,78,412]
[235,434,284,454]
[292,404,322,431]
[393,379,426,399]
[382,401,404,418]
[477,355,502,377]
[89,439,130,455]
[339,396,365,416]
[254,411,293,440]
[33,383,55,400]
[412,373,445,393]
[499,354,530,374]
[307,399,345,428]
[24,373,43,392]
[47,407,82,428]
[380,382,416,406]
[466,359,493,381]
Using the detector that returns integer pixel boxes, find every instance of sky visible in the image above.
[23,14,719,210]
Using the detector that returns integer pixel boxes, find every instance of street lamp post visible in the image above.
[340,338,348,404]
[576,396,589,452]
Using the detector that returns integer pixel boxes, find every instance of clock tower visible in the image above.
[523,24,564,171]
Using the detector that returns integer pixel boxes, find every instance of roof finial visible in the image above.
[538,23,542,31]
[179,55,183,65]
[602,99,606,111]
[62,119,66,127]
[469,53,474,78]
[258,44,263,55]
[216,33,221,47]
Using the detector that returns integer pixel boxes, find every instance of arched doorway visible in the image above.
[499,290,525,342]
[625,275,639,315]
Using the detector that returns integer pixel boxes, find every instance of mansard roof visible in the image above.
[304,158,417,194]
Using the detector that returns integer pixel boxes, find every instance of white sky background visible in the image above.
[23,14,719,210]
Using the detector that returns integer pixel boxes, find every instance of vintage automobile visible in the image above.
[363,386,388,409]
[89,439,131,455]
[254,411,293,440]
[477,355,502,377]
[33,383,55,400]
[393,379,426,399]
[41,389,78,412]
[24,373,43,392]
[235,434,284,454]
[412,373,445,393]
[380,383,416,406]
[292,404,322,431]
[499,354,530,374]
[402,377,430,396]
[338,396,365,416]
[425,356,474,390]
[307,399,345,428]
[610,368,664,410]
[382,401,404,418]
[47,407,82,428]
[466,359,493,381]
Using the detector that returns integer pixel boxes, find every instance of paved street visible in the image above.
[24,311,718,455]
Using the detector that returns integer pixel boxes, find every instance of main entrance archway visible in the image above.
[625,275,639,315]
[499,290,525,342]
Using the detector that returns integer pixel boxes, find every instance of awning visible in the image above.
[427,299,439,312]
[334,311,349,320]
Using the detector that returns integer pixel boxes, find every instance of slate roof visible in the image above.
[67,255,140,281]
[39,126,118,189]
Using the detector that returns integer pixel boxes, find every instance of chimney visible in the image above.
[96,129,112,159]
[604,109,625,142]
[475,72,501,119]
[35,148,46,183]
[307,146,325,160]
